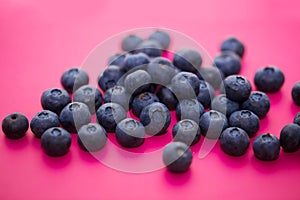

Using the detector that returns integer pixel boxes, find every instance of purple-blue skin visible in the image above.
[280,124,300,152]
[220,37,245,58]
[104,85,131,111]
[172,119,201,146]
[123,53,150,72]
[211,94,240,118]
[41,88,71,115]
[173,48,202,73]
[197,80,215,109]
[98,65,124,92]
[198,67,224,90]
[121,34,143,52]
[148,30,171,50]
[2,112,29,139]
[253,133,280,161]
[176,99,204,124]
[241,91,270,119]
[254,66,285,93]
[124,69,152,95]
[292,82,300,106]
[136,40,163,57]
[213,51,241,77]
[61,68,89,93]
[293,112,300,126]
[157,86,178,111]
[131,92,159,117]
[108,53,125,68]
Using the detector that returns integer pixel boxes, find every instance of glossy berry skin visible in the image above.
[98,65,124,92]
[136,40,163,58]
[221,37,245,58]
[30,110,60,138]
[157,86,178,110]
[41,127,71,157]
[115,118,145,148]
[293,112,300,126]
[78,123,107,152]
[131,92,159,117]
[220,127,250,156]
[222,75,252,102]
[124,69,152,95]
[176,99,204,124]
[173,49,202,73]
[292,82,300,106]
[171,71,201,100]
[197,80,215,109]
[253,133,280,161]
[199,110,228,139]
[2,112,29,139]
[241,91,270,119]
[198,67,224,90]
[211,94,240,118]
[61,68,89,93]
[121,34,143,52]
[280,124,300,152]
[104,85,131,111]
[172,119,200,146]
[96,103,127,133]
[140,102,171,136]
[149,30,171,50]
[59,102,91,133]
[73,85,103,114]
[229,110,260,138]
[254,66,285,93]
[147,57,177,85]
[123,53,150,72]
[108,53,125,68]
[41,88,71,115]
[162,142,193,173]
[214,51,241,77]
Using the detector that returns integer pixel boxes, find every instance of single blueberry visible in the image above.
[280,124,300,152]
[121,34,143,52]
[156,86,178,110]
[292,82,300,106]
[41,88,71,115]
[2,112,29,139]
[108,53,125,68]
[198,67,224,90]
[176,99,204,124]
[241,91,270,119]
[124,69,152,95]
[98,65,124,92]
[104,85,131,111]
[173,48,202,73]
[253,133,280,161]
[172,119,201,146]
[221,37,245,58]
[214,51,241,77]
[61,68,89,93]
[123,53,150,72]
[148,30,171,50]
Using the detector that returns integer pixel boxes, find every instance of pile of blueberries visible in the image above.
[2,29,300,173]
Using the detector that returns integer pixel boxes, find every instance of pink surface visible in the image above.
[1,0,300,199]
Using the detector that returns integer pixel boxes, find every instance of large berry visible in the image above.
[61,68,89,93]
[253,133,280,161]
[241,91,270,119]
[176,99,204,123]
[147,57,176,85]
[41,88,71,115]
[123,53,150,72]
[222,75,252,102]
[173,49,202,73]
[220,37,245,58]
[2,112,29,139]
[121,34,143,52]
[292,82,300,106]
[148,30,171,50]
[172,119,200,146]
[280,124,300,152]
[104,85,131,111]
[214,51,241,77]
[98,65,124,91]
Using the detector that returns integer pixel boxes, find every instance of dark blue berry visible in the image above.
[41,88,71,115]
[253,133,280,161]
[222,75,252,102]
[61,68,89,93]
[121,34,143,52]
[211,94,240,118]
[254,66,285,93]
[78,123,107,152]
[198,67,224,90]
[293,112,300,126]
[280,124,300,152]
[176,99,204,124]
[241,91,270,119]
[221,37,245,58]
[197,80,215,109]
[108,53,125,67]
[172,119,200,146]
[162,142,192,173]
[123,53,150,72]
[96,103,127,133]
[98,65,124,92]
[41,127,71,156]
[131,92,159,117]
[292,82,300,106]
[147,57,176,85]
[136,40,163,57]
[59,102,91,133]
[229,110,260,138]
[214,51,241,77]
[2,112,28,139]
[104,85,131,111]
[115,118,145,148]
[124,69,152,95]
[156,86,178,110]
[30,110,60,138]
[148,30,171,50]
[173,49,202,73]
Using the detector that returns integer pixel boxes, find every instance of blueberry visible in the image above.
[136,40,163,57]
[148,30,171,50]
[176,99,204,124]
[220,37,245,58]
[123,53,150,72]
[173,49,202,73]
[198,67,224,90]
[292,82,300,106]
[140,102,171,136]
[73,85,103,114]
[115,118,145,148]
[124,69,152,95]
[156,86,178,110]
[162,142,192,173]
[241,91,270,119]
[147,57,177,85]
[199,110,228,139]
[253,133,280,161]
[170,71,200,100]
[104,85,131,111]
[41,88,71,115]
[293,112,300,126]
[41,127,71,156]
[78,123,107,152]
[98,65,124,92]
[30,110,60,138]
[220,127,250,156]
[222,75,252,102]
[214,51,241,77]
[121,34,143,52]
[2,112,29,139]
[61,68,89,93]
[254,66,285,93]
[59,102,91,133]
[197,80,215,109]
[211,94,240,118]
[229,110,260,138]
[108,53,125,67]
[96,103,127,133]
[131,92,159,117]
[172,119,200,146]
[280,124,300,152]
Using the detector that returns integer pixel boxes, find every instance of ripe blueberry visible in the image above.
[214,51,241,77]
[61,68,89,93]
[2,112,29,139]
[280,124,300,152]
[172,119,200,146]
[41,88,71,115]
[253,133,280,161]
[173,48,202,73]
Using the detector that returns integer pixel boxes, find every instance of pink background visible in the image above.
[1,0,300,199]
